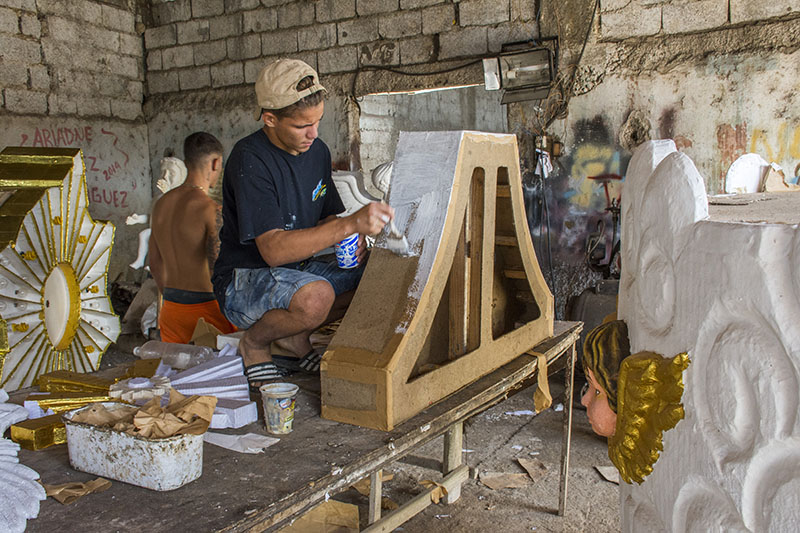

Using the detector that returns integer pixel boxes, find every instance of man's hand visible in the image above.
[348,202,394,236]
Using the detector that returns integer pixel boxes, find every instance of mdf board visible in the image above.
[321,131,554,431]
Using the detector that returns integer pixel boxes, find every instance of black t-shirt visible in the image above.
[212,129,344,305]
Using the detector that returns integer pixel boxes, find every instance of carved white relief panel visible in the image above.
[619,141,800,532]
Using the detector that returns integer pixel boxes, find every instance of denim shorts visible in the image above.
[222,260,364,330]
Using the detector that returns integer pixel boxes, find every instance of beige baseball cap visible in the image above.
[254,59,326,120]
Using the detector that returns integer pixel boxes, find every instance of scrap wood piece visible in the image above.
[419,479,448,504]
[350,472,394,496]
[531,352,552,413]
[277,500,359,533]
[518,458,547,481]
[479,472,532,490]
[43,477,111,505]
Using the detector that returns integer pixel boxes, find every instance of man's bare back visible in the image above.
[149,185,220,293]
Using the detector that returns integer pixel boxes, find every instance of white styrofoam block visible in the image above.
[170,356,243,385]
[210,399,258,429]
[216,331,244,351]
[172,376,249,400]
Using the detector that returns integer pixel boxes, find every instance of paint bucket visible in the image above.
[260,382,299,434]
[334,233,359,269]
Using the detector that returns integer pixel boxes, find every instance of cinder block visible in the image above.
[242,7,277,33]
[90,25,121,53]
[152,0,192,25]
[162,44,194,69]
[399,35,435,64]
[46,16,81,42]
[77,95,111,117]
[0,61,29,87]
[488,21,537,53]
[400,0,443,8]
[244,58,263,82]
[357,0,399,16]
[102,4,135,32]
[192,0,225,18]
[730,0,796,23]
[262,28,299,55]
[338,17,379,45]
[227,33,260,60]
[20,13,41,38]
[318,45,358,73]
[459,0,510,26]
[177,19,210,44]
[511,0,536,21]
[0,7,19,34]
[224,0,260,13]
[600,4,661,40]
[439,25,487,59]
[209,13,242,39]
[211,62,244,87]
[109,55,141,79]
[194,39,226,64]
[379,10,421,39]
[94,73,125,97]
[602,0,634,11]
[2,0,35,11]
[119,33,143,57]
[147,70,180,93]
[28,64,49,90]
[287,51,317,71]
[277,2,315,28]
[179,66,211,89]
[144,25,177,48]
[37,0,101,22]
[422,4,455,35]
[298,23,337,50]
[53,66,87,94]
[317,0,355,22]
[0,34,41,64]
[359,40,399,66]
[663,0,727,34]
[5,89,47,114]
[47,93,77,114]
[111,100,142,120]
[147,49,163,70]
[127,80,144,102]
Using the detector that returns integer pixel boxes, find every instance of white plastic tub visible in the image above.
[63,402,203,491]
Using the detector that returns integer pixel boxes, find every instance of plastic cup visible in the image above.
[334,233,359,269]
[260,382,299,434]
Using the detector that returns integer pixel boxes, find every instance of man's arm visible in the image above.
[254,201,393,267]
[204,201,223,269]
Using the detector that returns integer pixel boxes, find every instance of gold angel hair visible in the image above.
[581,320,689,484]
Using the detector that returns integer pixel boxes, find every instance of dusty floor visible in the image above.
[337,380,621,533]
[32,337,620,532]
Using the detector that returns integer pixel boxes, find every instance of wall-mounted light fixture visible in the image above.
[483,43,556,104]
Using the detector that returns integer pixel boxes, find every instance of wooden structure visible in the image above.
[322,131,554,430]
[19,322,581,532]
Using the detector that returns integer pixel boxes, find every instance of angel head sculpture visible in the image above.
[581,320,690,484]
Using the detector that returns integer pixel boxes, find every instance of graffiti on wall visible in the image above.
[3,121,147,219]
[716,121,800,191]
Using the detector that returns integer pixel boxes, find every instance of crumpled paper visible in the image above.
[71,390,216,439]
[43,477,111,505]
[203,432,279,454]
[532,352,553,413]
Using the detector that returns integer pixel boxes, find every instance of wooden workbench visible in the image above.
[19,321,582,533]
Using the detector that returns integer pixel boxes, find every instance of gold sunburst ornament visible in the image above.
[0,147,119,391]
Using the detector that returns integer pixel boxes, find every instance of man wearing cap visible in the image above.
[212,59,393,389]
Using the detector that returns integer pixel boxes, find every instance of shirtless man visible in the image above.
[149,132,236,343]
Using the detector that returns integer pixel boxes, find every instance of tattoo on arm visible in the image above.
[206,203,222,269]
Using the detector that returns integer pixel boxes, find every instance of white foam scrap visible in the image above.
[23,401,54,420]
[110,376,171,403]
[204,432,279,454]
[505,410,535,416]
[170,356,243,385]
[211,399,258,429]
[216,332,244,351]
[172,376,249,400]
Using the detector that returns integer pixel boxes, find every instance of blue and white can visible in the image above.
[334,233,360,269]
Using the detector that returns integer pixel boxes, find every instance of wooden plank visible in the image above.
[504,269,526,279]
[495,234,517,246]
[362,465,469,533]
[558,343,577,517]
[443,421,464,504]
[496,184,511,198]
[448,217,468,359]
[467,169,484,352]
[368,470,382,524]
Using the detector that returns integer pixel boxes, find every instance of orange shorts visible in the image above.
[159,295,237,344]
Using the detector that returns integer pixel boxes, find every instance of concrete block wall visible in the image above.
[144,0,538,97]
[0,0,144,120]
[600,0,799,41]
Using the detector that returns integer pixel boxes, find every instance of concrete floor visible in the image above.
[342,380,621,533]
[30,337,620,532]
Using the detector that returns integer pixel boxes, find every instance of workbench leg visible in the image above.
[368,469,383,524]
[558,343,577,516]
[442,421,464,504]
